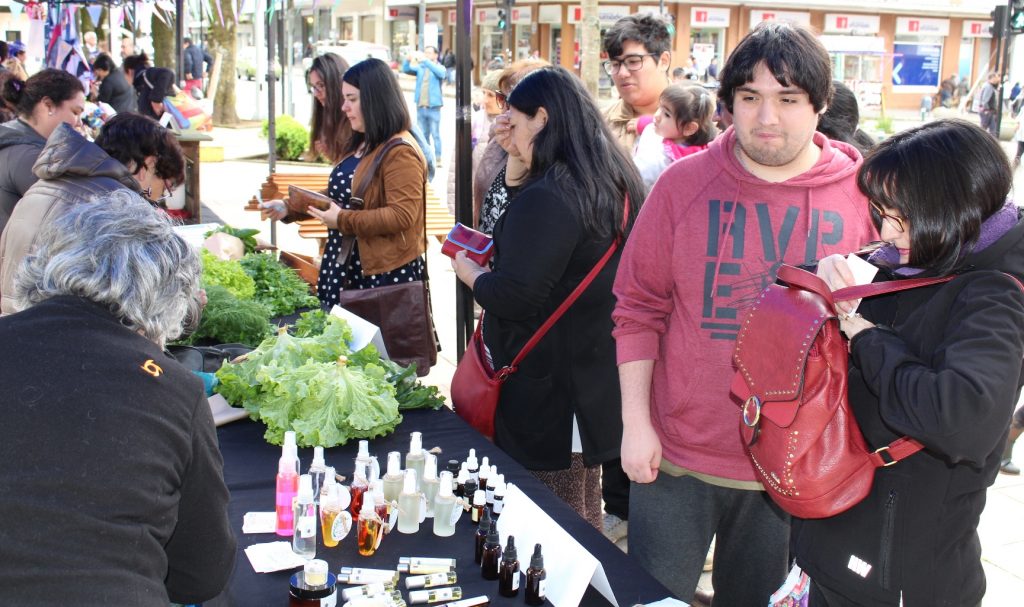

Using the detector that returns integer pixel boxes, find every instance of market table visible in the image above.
[207,407,672,606]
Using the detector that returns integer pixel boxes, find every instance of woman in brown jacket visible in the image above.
[265,58,427,307]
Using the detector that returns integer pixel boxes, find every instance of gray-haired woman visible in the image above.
[0,191,236,605]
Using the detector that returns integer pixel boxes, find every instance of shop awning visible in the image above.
[818,35,887,55]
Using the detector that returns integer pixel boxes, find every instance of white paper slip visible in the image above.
[209,393,250,427]
[329,305,389,358]
[844,254,879,314]
[243,541,308,573]
[242,511,277,534]
[644,599,690,607]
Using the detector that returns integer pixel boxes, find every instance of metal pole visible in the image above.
[267,2,277,175]
[454,0,473,358]
[175,0,184,82]
[419,0,426,51]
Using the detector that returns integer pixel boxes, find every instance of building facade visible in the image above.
[328,0,1006,111]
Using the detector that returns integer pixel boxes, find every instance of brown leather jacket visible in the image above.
[339,131,428,275]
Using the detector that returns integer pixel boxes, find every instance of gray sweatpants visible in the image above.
[630,473,790,606]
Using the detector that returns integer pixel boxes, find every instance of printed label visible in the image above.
[539,579,546,598]
[297,514,315,538]
[493,498,503,514]
[332,512,352,541]
[320,591,338,607]
[512,571,520,591]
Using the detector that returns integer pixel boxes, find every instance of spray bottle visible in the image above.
[422,454,440,518]
[406,432,426,492]
[275,431,300,536]
[432,470,458,537]
[397,469,421,534]
[309,446,326,505]
[292,474,317,559]
[383,451,404,503]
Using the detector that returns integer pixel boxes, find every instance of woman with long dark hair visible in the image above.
[452,66,645,526]
[799,118,1024,606]
[306,53,351,164]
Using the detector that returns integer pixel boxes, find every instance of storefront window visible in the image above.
[892,36,943,90]
[514,25,532,61]
[690,28,724,72]
[480,25,504,70]
[391,20,415,64]
[551,26,562,65]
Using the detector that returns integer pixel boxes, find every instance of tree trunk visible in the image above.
[580,0,600,97]
[152,14,175,72]
[208,0,239,125]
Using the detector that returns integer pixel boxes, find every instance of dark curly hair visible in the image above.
[602,13,672,59]
[1,68,84,119]
[95,113,186,187]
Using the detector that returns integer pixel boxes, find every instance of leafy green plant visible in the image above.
[240,252,319,316]
[183,285,274,346]
[200,249,256,300]
[261,115,309,161]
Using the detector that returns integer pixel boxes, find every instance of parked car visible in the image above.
[302,40,394,71]
[236,46,282,80]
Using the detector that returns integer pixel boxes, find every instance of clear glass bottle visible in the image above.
[383,451,404,503]
[308,446,326,506]
[422,454,440,518]
[432,471,458,537]
[397,468,421,534]
[405,431,426,492]
[292,474,317,559]
[356,495,381,556]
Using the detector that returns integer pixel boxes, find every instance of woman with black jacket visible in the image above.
[451,67,646,527]
[800,119,1024,606]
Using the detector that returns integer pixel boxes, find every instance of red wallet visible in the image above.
[442,223,494,267]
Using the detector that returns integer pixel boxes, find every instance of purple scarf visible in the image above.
[868,201,1020,275]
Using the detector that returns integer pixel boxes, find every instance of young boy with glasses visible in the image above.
[602,14,672,151]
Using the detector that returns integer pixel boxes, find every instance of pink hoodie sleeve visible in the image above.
[612,184,678,364]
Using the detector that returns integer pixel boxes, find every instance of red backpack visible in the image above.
[730,264,956,519]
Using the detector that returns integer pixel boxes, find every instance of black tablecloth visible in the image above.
[208,407,670,606]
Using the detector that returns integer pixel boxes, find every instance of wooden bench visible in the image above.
[246,172,455,253]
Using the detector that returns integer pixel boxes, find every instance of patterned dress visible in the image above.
[317,155,426,307]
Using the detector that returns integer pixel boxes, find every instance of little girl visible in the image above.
[633,83,716,189]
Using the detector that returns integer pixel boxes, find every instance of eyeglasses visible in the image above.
[143,180,175,208]
[602,53,658,76]
[869,201,906,233]
[308,81,327,94]
[494,91,509,111]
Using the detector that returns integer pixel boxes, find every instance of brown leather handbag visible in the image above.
[730,265,958,519]
[335,137,438,376]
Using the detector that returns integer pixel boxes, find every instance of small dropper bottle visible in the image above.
[309,446,326,505]
[455,468,469,499]
[422,454,440,518]
[478,457,490,491]
[480,520,502,580]
[406,431,426,492]
[525,544,546,605]
[474,504,492,563]
[463,475,479,511]
[498,535,520,597]
[446,460,461,493]
[383,451,404,503]
[471,489,486,524]
[397,469,421,534]
[275,432,300,536]
[493,475,506,518]
[466,449,479,482]
[486,466,498,508]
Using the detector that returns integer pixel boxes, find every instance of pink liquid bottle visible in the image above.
[276,431,300,536]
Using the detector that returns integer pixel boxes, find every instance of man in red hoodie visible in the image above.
[612,23,877,605]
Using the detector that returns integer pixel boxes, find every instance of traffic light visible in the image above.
[1012,0,1024,34]
[993,5,1008,37]
[497,9,507,30]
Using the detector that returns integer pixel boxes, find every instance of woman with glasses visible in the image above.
[452,66,646,527]
[796,119,1024,606]
[306,53,352,164]
[0,113,185,314]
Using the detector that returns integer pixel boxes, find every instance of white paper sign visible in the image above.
[497,484,618,607]
[209,393,250,427]
[329,305,389,358]
[242,511,277,534]
[243,541,308,573]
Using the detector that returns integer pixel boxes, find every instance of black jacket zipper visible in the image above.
[881,489,898,589]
